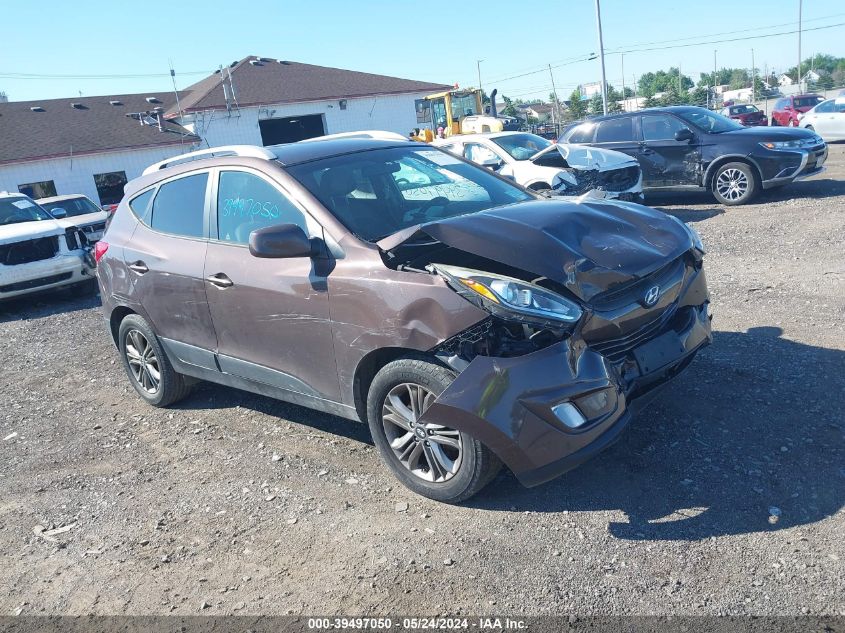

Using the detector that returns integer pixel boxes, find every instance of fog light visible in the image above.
[551,402,587,429]
[577,390,608,415]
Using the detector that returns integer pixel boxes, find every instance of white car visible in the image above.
[798,98,845,142]
[434,131,644,201]
[0,192,96,301]
[36,194,109,242]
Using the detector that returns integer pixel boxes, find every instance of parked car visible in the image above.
[719,104,768,126]
[798,98,845,142]
[36,194,109,242]
[559,106,827,205]
[771,94,824,127]
[0,192,96,300]
[98,140,710,503]
[434,132,644,201]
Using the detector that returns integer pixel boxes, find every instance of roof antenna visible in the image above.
[169,59,183,120]
[226,65,241,115]
[220,65,231,114]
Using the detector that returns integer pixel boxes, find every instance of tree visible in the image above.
[568,88,587,120]
[622,87,635,98]
[502,95,518,118]
[606,84,623,112]
[639,68,693,96]
[643,95,659,109]
[833,68,845,88]
[588,92,604,116]
[785,54,845,79]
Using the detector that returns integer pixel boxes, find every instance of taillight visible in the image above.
[94,240,109,264]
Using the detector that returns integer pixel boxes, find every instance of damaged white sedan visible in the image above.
[435,131,643,201]
[0,192,96,300]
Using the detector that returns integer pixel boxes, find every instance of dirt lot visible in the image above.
[1,146,843,618]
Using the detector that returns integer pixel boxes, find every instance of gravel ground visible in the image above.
[1,146,843,618]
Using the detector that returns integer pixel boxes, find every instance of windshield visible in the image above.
[490,133,552,160]
[286,146,534,242]
[730,105,758,114]
[794,96,823,108]
[42,197,101,217]
[676,109,743,133]
[0,197,53,226]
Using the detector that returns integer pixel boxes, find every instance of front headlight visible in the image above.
[432,264,582,325]
[759,138,816,150]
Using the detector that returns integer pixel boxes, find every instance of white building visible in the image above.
[0,56,449,206]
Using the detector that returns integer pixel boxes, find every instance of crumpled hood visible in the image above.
[0,219,66,246]
[386,199,693,302]
[531,143,638,172]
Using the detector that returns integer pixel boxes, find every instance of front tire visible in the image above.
[366,357,501,503]
[118,314,191,407]
[711,161,759,206]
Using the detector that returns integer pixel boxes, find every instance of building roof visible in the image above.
[171,56,451,115]
[0,92,199,165]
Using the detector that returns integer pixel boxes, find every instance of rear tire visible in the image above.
[118,314,191,407]
[711,161,759,206]
[366,357,501,503]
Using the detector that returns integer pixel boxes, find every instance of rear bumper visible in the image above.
[420,301,712,488]
[0,253,92,299]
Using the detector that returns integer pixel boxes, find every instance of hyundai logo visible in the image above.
[643,285,660,307]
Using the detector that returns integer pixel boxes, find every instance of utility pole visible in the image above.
[548,64,560,130]
[594,0,608,115]
[621,53,626,111]
[713,49,718,109]
[751,49,756,102]
[797,0,803,90]
[476,59,484,96]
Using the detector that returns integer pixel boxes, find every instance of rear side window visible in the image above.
[150,173,208,238]
[566,123,595,144]
[217,171,305,245]
[595,118,633,143]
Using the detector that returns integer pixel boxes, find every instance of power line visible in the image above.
[0,70,211,80]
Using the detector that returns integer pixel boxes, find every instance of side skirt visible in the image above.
[160,337,359,422]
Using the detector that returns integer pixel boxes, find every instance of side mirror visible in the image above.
[50,208,67,219]
[249,224,316,259]
[674,128,695,142]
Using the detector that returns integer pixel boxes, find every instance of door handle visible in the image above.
[205,273,234,288]
[128,261,149,274]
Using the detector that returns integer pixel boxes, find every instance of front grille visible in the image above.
[0,236,59,266]
[597,165,640,192]
[0,272,72,293]
[590,257,686,311]
[589,305,677,363]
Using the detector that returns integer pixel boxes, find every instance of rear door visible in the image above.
[123,171,218,365]
[203,168,339,402]
[637,113,701,186]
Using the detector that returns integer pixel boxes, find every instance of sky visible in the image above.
[1,0,843,104]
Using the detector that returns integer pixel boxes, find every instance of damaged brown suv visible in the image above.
[97,138,711,503]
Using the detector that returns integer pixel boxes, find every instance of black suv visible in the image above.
[561,106,827,205]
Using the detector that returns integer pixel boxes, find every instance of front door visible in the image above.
[203,168,339,402]
[123,171,218,363]
[637,113,701,186]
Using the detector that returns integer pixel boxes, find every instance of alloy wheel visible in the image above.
[715,168,749,202]
[124,329,161,394]
[381,383,463,483]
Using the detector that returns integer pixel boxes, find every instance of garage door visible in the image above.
[259,115,326,145]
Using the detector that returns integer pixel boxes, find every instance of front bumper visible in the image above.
[420,302,711,488]
[0,253,93,299]
[758,143,828,189]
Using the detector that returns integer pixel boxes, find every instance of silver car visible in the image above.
[799,98,845,142]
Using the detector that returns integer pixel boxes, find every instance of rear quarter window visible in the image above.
[128,189,155,222]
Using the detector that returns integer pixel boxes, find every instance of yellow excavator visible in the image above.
[413,88,519,141]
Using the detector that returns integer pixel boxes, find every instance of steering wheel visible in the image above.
[1,213,29,225]
[414,196,450,220]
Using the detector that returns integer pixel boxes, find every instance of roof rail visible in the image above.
[297,130,409,143]
[142,145,276,176]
